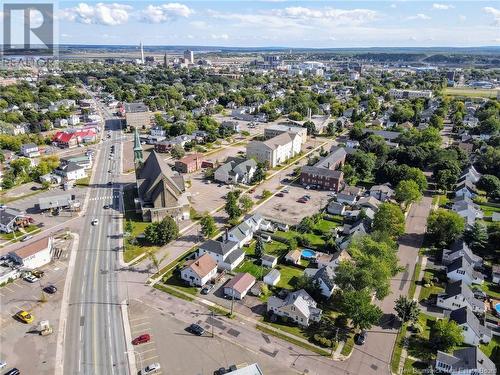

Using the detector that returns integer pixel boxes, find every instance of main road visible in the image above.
[62,113,129,374]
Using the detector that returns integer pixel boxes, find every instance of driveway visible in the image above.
[346,196,433,375]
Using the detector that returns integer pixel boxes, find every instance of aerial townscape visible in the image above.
[0,1,499,375]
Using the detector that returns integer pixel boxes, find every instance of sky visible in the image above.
[14,1,500,47]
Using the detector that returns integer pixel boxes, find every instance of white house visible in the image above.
[20,143,40,158]
[448,307,491,346]
[455,180,477,199]
[180,253,218,287]
[435,347,495,375]
[246,132,302,168]
[0,207,29,233]
[223,273,256,299]
[447,256,484,285]
[452,200,483,227]
[261,254,277,268]
[198,239,245,271]
[267,289,322,326]
[68,115,80,126]
[227,214,273,248]
[8,236,53,270]
[55,161,86,181]
[214,158,257,185]
[442,240,483,268]
[436,281,485,314]
[304,265,336,298]
[150,126,167,138]
[263,269,280,286]
[492,265,500,284]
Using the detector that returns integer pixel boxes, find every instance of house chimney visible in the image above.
[225,228,229,241]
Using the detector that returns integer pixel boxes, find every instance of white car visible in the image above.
[0,360,7,369]
[140,363,161,375]
[23,274,39,283]
[91,219,99,226]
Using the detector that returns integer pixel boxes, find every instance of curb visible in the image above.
[121,301,136,375]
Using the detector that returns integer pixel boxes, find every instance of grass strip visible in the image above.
[390,323,408,374]
[340,334,355,356]
[153,283,194,302]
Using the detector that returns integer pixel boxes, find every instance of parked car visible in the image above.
[201,284,214,295]
[15,310,34,324]
[297,198,307,204]
[31,270,44,278]
[4,368,20,375]
[0,360,7,369]
[21,235,33,242]
[91,219,99,226]
[23,274,39,283]
[132,334,151,345]
[43,285,57,294]
[189,323,205,336]
[276,192,284,197]
[355,330,367,345]
[140,363,161,375]
[103,204,110,209]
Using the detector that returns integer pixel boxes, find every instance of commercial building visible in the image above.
[246,132,301,168]
[8,236,53,270]
[125,102,152,129]
[300,147,346,191]
[388,88,433,99]
[184,49,194,64]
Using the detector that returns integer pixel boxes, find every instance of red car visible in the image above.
[276,192,284,197]
[132,334,151,345]
[297,198,307,204]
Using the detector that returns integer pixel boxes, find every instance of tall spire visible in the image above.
[133,127,143,165]
[140,41,144,64]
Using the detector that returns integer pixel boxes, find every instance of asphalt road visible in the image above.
[63,117,128,374]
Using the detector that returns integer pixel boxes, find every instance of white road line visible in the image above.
[130,321,150,327]
[137,348,156,355]
[142,355,159,362]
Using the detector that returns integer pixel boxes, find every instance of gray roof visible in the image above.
[313,147,346,169]
[233,159,257,176]
[301,166,343,179]
[38,194,72,210]
[224,248,245,264]
[357,196,381,209]
[312,265,336,291]
[267,289,321,320]
[261,254,277,263]
[445,240,482,265]
[437,347,495,373]
[337,193,357,204]
[327,201,345,214]
[441,281,483,311]
[0,207,25,226]
[447,256,483,281]
[363,129,401,140]
[449,307,491,341]
[200,239,238,256]
[228,221,252,242]
[125,102,149,113]
[265,268,280,280]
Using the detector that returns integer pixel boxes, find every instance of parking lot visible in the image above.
[127,297,293,375]
[0,236,72,374]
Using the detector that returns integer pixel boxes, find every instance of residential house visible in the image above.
[227,214,272,248]
[174,153,204,174]
[267,289,322,326]
[492,212,500,222]
[447,256,484,285]
[448,307,491,346]
[459,166,481,184]
[316,249,351,269]
[263,269,280,286]
[455,180,478,199]
[8,236,53,270]
[436,280,485,314]
[180,253,218,287]
[327,202,345,216]
[68,114,80,126]
[442,240,483,268]
[264,124,307,144]
[369,184,394,201]
[452,200,483,227]
[285,250,301,265]
[345,139,360,148]
[304,265,336,298]
[223,273,256,299]
[61,154,93,170]
[54,161,86,181]
[221,121,240,133]
[150,126,167,138]
[0,207,30,233]
[300,167,344,192]
[336,193,358,206]
[134,137,191,222]
[356,196,381,212]
[435,347,495,375]
[198,239,245,271]
[214,158,257,185]
[246,132,302,168]
[261,254,277,268]
[492,265,500,284]
[20,143,40,158]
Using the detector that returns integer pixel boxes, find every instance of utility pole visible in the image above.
[211,310,214,338]
[230,292,235,316]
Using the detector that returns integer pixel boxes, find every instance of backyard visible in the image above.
[418,268,446,302]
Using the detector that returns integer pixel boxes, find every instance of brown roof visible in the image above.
[225,272,256,293]
[12,237,51,259]
[178,153,203,164]
[286,249,301,261]
[183,253,217,278]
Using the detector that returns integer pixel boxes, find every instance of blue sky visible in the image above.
[54,1,500,47]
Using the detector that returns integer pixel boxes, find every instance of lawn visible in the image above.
[482,281,500,299]
[245,241,289,258]
[432,194,449,208]
[303,232,326,247]
[480,336,500,357]
[0,224,41,241]
[479,203,500,217]
[275,230,298,241]
[235,259,270,280]
[340,333,354,356]
[418,268,445,302]
[275,264,304,290]
[161,270,198,295]
[313,218,341,233]
[444,87,498,99]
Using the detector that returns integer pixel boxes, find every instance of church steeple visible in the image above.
[133,127,143,166]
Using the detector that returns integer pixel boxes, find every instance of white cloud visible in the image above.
[432,4,454,10]
[190,20,207,29]
[210,33,229,40]
[271,7,379,25]
[60,3,131,26]
[482,7,500,26]
[459,15,466,21]
[407,13,431,20]
[140,3,193,23]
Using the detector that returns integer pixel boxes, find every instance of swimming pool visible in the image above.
[495,303,500,315]
[301,249,317,259]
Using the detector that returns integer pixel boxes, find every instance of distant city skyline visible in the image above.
[53,1,500,48]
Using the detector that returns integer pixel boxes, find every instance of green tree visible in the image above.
[427,209,465,247]
[125,219,134,234]
[394,295,421,324]
[395,180,422,209]
[340,290,383,330]
[239,194,253,214]
[225,190,242,220]
[146,250,169,275]
[144,216,179,246]
[200,214,217,239]
[477,175,500,199]
[431,319,463,352]
[372,203,405,238]
[435,169,458,192]
[255,236,265,258]
[303,120,316,135]
[465,221,488,252]
[170,145,185,159]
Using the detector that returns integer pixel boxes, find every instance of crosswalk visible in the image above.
[89,195,121,201]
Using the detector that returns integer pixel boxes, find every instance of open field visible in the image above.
[444,87,498,98]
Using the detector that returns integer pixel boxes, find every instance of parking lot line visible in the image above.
[137,348,156,355]
[142,355,159,362]
[129,316,149,322]
[2,285,15,293]
[131,321,150,327]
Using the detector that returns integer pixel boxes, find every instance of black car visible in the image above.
[5,368,20,375]
[355,330,367,345]
[213,368,227,375]
[201,284,214,295]
[103,204,110,209]
[43,285,57,294]
[189,323,205,336]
